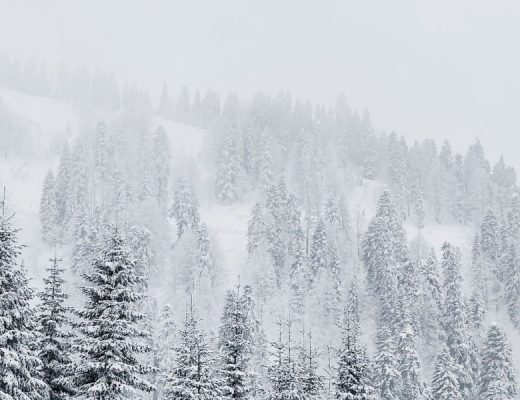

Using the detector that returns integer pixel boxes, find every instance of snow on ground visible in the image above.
[0,87,77,133]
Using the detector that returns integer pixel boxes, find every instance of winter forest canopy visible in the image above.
[0,24,520,400]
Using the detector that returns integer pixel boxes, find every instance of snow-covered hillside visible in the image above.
[1,83,519,400]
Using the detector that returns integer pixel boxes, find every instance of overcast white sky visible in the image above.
[0,0,519,169]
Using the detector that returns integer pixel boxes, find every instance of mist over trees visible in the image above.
[0,52,518,400]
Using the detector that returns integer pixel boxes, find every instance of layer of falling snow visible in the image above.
[0,86,519,377]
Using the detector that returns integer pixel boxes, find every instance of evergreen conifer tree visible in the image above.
[39,169,58,245]
[431,348,463,400]
[153,126,171,205]
[163,304,225,400]
[374,323,401,400]
[441,242,476,399]
[0,211,48,399]
[479,324,517,400]
[218,288,254,399]
[333,284,375,400]
[309,219,327,279]
[37,255,75,400]
[72,227,155,398]
[170,177,200,238]
[215,133,240,205]
[55,142,74,233]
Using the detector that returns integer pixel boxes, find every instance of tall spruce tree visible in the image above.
[153,126,171,205]
[479,324,517,400]
[266,316,306,400]
[215,133,240,205]
[218,288,254,399]
[504,239,520,328]
[55,142,74,234]
[163,305,225,400]
[374,323,401,400]
[0,212,48,399]
[153,304,176,400]
[72,227,155,399]
[309,219,327,279]
[362,191,407,327]
[334,288,375,400]
[37,255,75,400]
[431,348,463,400]
[39,169,58,245]
[299,331,323,399]
[420,249,443,346]
[396,313,429,400]
[169,177,200,238]
[247,202,265,255]
[441,242,476,399]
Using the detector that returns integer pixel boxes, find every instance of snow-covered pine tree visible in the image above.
[153,126,171,205]
[411,180,425,229]
[241,285,269,399]
[39,169,58,245]
[467,289,486,332]
[218,288,254,399]
[325,196,341,227]
[398,258,421,337]
[128,224,153,294]
[480,209,502,279]
[71,201,90,273]
[285,193,305,256]
[309,219,327,279]
[163,304,225,400]
[37,255,75,400]
[258,130,275,193]
[170,176,200,238]
[289,240,307,323]
[138,131,155,201]
[153,304,176,400]
[479,324,517,400]
[507,193,520,238]
[374,323,401,400]
[215,132,240,205]
[388,132,408,218]
[0,212,48,399]
[334,309,375,400]
[94,121,110,185]
[504,240,520,328]
[419,249,443,346]
[397,293,429,400]
[441,242,477,399]
[197,223,215,280]
[431,348,463,400]
[70,137,91,211]
[264,184,288,286]
[299,330,323,399]
[72,227,155,399]
[332,283,374,399]
[55,142,74,235]
[266,316,306,400]
[362,191,407,327]
[247,202,265,256]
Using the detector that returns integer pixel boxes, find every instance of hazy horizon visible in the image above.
[1,0,519,168]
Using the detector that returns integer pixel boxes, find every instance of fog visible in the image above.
[2,2,520,398]
[1,1,519,166]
